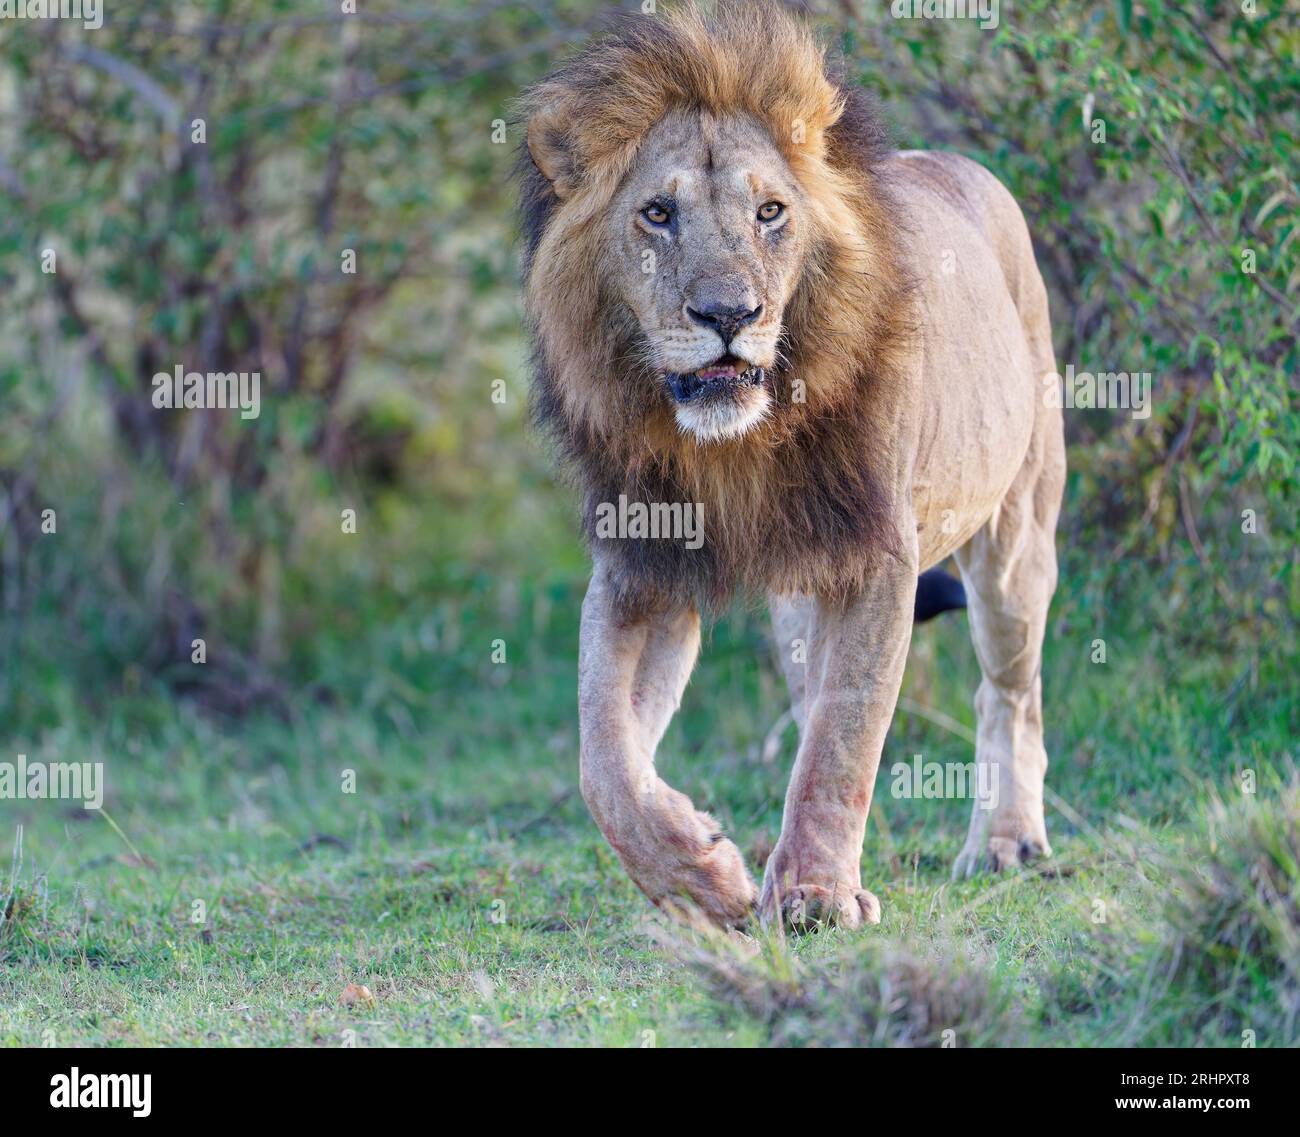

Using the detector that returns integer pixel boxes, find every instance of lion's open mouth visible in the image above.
[664,356,767,404]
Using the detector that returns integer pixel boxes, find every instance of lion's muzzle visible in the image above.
[664,356,767,404]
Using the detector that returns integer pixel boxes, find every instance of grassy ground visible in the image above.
[1,562,1296,1047]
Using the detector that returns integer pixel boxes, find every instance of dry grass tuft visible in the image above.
[667,924,1023,1048]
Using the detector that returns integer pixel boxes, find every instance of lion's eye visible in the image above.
[642,204,671,226]
[757,201,784,222]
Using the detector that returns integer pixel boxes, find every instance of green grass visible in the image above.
[1,561,1296,1047]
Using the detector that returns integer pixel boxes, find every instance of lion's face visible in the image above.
[522,3,915,605]
[608,111,810,443]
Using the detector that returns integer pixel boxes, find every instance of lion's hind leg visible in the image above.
[951,409,1065,878]
[769,593,814,737]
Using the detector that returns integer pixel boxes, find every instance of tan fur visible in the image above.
[520,3,1066,929]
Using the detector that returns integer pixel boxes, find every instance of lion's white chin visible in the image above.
[674,385,772,443]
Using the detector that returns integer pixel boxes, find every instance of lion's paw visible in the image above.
[654,832,758,930]
[951,833,1052,879]
[774,883,881,933]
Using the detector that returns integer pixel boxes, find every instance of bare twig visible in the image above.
[58,44,183,127]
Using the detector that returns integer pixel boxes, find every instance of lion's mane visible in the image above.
[518,2,914,612]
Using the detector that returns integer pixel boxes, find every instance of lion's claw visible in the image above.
[952,833,1052,879]
[769,883,881,932]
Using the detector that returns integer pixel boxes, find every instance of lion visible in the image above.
[518,1,1065,930]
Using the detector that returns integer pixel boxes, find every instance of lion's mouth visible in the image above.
[664,355,766,404]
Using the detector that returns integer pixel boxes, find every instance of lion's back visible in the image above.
[890,149,1047,321]
[885,150,1057,559]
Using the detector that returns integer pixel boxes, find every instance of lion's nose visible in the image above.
[685,301,762,346]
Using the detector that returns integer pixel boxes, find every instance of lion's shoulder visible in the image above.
[892,150,1015,225]
[891,150,1038,302]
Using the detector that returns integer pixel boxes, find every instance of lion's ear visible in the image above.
[526,101,578,199]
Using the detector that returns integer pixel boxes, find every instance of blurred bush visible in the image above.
[0,1,599,723]
[0,1,1294,728]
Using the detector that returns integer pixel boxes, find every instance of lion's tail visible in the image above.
[914,569,967,623]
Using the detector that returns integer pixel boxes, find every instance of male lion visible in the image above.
[518,2,1065,930]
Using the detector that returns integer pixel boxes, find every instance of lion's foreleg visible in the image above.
[760,555,917,930]
[578,561,756,928]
